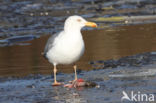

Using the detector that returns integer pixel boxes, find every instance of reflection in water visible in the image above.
[0,23,155,76]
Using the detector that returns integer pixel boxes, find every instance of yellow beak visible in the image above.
[85,22,97,28]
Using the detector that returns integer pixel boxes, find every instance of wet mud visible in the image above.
[0,0,156,40]
[0,0,156,103]
[0,52,156,103]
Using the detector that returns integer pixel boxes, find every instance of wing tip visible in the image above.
[41,52,47,59]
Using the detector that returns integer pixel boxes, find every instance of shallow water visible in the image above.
[0,0,156,103]
[0,60,156,103]
[0,23,155,76]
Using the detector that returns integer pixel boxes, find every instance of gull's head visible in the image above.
[64,15,97,31]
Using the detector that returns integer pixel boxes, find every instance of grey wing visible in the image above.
[43,32,59,58]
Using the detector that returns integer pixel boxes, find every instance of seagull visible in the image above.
[43,15,97,86]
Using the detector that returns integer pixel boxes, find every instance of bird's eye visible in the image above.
[77,19,81,22]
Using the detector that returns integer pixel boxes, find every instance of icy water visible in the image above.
[0,23,155,76]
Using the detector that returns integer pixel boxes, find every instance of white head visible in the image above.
[64,15,97,32]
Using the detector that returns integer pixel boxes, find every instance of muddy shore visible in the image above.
[0,52,156,103]
[0,0,156,103]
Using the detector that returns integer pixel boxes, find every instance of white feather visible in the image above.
[46,16,87,65]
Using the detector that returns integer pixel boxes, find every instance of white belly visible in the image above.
[47,34,85,65]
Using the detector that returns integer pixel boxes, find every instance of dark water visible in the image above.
[0,23,155,77]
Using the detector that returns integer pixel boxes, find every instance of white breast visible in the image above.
[47,31,85,65]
